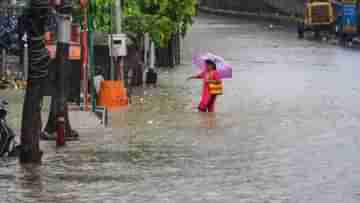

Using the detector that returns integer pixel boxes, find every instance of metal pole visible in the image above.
[114,0,124,81]
[23,35,28,80]
[81,11,89,111]
[150,41,155,69]
[110,4,115,80]
[115,0,122,33]
[56,15,71,147]
[88,3,96,112]
[144,34,149,67]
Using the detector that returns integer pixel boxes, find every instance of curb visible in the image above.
[199,6,299,25]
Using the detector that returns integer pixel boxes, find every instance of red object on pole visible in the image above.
[56,112,65,146]
[71,25,81,43]
[81,20,89,111]
[50,0,61,6]
[79,0,88,8]
[81,31,88,79]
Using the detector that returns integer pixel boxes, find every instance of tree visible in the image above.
[123,0,196,47]
[91,0,196,48]
[74,0,196,86]
[123,0,196,69]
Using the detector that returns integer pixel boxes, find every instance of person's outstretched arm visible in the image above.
[187,73,202,80]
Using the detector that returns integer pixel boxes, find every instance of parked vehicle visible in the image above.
[334,0,360,43]
[298,0,336,38]
[0,99,18,157]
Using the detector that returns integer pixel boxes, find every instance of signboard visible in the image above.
[108,34,127,57]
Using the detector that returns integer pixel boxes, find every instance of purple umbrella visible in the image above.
[192,53,232,79]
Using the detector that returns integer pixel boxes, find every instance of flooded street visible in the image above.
[2,13,360,202]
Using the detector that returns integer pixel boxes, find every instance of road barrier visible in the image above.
[98,80,128,109]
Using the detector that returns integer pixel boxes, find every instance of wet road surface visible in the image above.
[2,13,360,203]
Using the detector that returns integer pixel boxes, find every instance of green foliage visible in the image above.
[93,0,114,32]
[123,0,197,47]
[85,0,115,32]
[72,0,83,25]
[85,0,197,47]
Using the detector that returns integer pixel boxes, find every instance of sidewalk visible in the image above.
[54,110,102,130]
[0,89,103,132]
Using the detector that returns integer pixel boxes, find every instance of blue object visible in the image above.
[0,16,18,50]
[336,2,359,35]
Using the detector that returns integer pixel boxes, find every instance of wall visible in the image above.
[201,0,305,16]
[264,0,304,16]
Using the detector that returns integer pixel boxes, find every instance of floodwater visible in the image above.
[2,13,360,203]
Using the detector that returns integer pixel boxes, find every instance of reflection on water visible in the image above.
[200,113,217,129]
[16,165,43,202]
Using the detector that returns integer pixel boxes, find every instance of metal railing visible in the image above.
[0,4,26,79]
[0,4,24,77]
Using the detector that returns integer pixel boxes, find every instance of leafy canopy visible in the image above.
[87,0,197,46]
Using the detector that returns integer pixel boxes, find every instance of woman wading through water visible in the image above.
[188,59,223,112]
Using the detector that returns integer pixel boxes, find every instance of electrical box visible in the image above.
[108,34,127,57]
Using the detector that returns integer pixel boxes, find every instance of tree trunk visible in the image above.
[43,81,73,135]
[175,34,181,65]
[169,36,174,68]
[20,0,51,163]
[20,80,44,163]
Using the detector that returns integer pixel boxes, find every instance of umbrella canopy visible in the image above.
[192,53,232,79]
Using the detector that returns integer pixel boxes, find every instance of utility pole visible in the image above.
[115,0,121,33]
[55,14,71,146]
[23,33,28,81]
[114,0,123,81]
[80,0,89,111]
[150,41,155,69]
[88,0,96,112]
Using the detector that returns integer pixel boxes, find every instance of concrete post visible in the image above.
[144,33,149,67]
[150,42,155,69]
[23,34,28,80]
[115,0,122,33]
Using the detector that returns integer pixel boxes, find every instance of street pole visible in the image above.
[80,0,89,111]
[150,41,155,69]
[23,34,28,81]
[88,0,96,112]
[110,5,114,80]
[56,14,71,147]
[144,34,149,67]
[114,0,123,81]
[115,0,121,33]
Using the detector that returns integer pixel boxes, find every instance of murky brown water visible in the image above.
[2,13,360,202]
